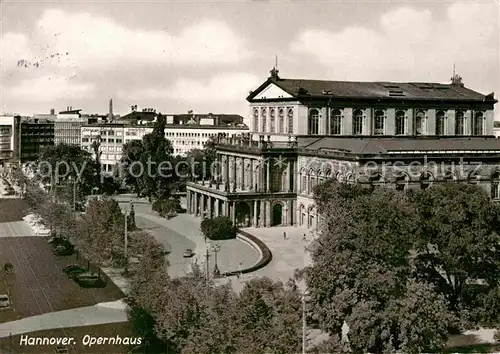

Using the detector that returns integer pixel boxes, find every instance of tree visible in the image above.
[72,198,126,266]
[200,216,236,240]
[411,183,500,328]
[121,114,177,200]
[184,136,218,181]
[307,182,457,353]
[37,144,99,198]
[152,197,181,219]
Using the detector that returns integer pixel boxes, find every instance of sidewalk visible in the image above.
[0,301,127,338]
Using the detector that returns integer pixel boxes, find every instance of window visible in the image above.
[330,109,342,135]
[287,108,294,134]
[415,111,425,135]
[374,110,385,135]
[492,172,500,199]
[270,108,276,133]
[353,109,363,135]
[455,111,465,135]
[253,108,259,131]
[436,111,445,135]
[308,109,320,135]
[396,110,405,135]
[261,108,267,132]
[473,112,484,135]
[278,108,285,133]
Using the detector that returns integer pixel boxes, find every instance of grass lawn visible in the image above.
[0,322,136,353]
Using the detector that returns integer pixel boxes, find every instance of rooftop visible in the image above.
[248,76,497,103]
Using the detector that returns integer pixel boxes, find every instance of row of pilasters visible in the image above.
[187,190,295,227]
[217,154,294,193]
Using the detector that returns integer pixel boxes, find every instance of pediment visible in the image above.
[253,83,293,100]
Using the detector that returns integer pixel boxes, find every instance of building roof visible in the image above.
[118,111,157,121]
[298,136,500,155]
[248,77,497,103]
[58,109,82,114]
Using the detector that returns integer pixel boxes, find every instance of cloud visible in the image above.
[118,73,260,103]
[8,8,252,70]
[290,3,498,87]
[4,75,95,102]
[0,33,34,71]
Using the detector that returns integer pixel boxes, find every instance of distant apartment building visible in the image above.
[80,110,249,173]
[17,117,55,162]
[54,107,87,146]
[0,115,16,163]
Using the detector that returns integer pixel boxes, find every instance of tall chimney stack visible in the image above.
[109,98,113,121]
[50,108,55,115]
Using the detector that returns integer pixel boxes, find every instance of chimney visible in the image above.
[50,109,55,115]
[109,98,113,120]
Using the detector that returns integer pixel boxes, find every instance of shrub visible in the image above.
[200,216,236,240]
[152,197,181,219]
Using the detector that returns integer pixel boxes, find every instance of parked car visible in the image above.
[182,248,195,258]
[0,294,10,309]
[53,245,74,256]
[73,274,106,288]
[62,265,87,278]
[53,345,69,354]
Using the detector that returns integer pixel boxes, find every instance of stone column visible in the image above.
[259,160,265,192]
[200,194,205,217]
[194,192,199,216]
[253,200,258,226]
[259,200,265,227]
[239,158,245,190]
[207,196,212,218]
[186,190,191,213]
[286,161,291,192]
[223,201,229,217]
[230,202,236,225]
[248,159,254,191]
[214,198,219,217]
[287,200,293,226]
[232,157,237,190]
[265,201,271,226]
[266,159,270,192]
[284,201,288,226]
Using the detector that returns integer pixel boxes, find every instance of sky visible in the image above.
[1,0,499,122]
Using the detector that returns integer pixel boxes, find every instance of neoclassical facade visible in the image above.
[186,70,499,230]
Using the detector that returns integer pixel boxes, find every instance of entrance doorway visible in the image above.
[271,203,283,226]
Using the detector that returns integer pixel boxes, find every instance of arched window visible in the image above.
[421,172,432,190]
[270,108,276,133]
[307,169,316,194]
[252,108,259,132]
[455,111,465,135]
[278,108,285,134]
[396,110,405,135]
[287,108,294,134]
[436,111,445,136]
[261,108,267,132]
[300,169,307,194]
[374,110,385,135]
[473,112,484,135]
[415,111,425,135]
[370,172,384,191]
[330,109,342,135]
[443,170,454,182]
[308,109,320,135]
[468,170,480,185]
[492,172,500,199]
[353,109,363,135]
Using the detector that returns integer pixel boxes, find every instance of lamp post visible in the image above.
[212,244,221,276]
[124,200,133,262]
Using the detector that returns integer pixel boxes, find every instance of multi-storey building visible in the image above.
[0,115,16,163]
[55,108,85,146]
[17,118,55,161]
[185,69,499,230]
[81,113,249,172]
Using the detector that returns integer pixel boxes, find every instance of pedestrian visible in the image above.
[283,232,286,239]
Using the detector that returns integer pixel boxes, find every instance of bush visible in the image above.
[152,197,181,219]
[200,216,236,240]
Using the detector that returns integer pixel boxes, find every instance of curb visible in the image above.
[219,230,273,277]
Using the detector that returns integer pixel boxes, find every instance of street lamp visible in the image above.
[124,200,133,261]
[212,244,221,276]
